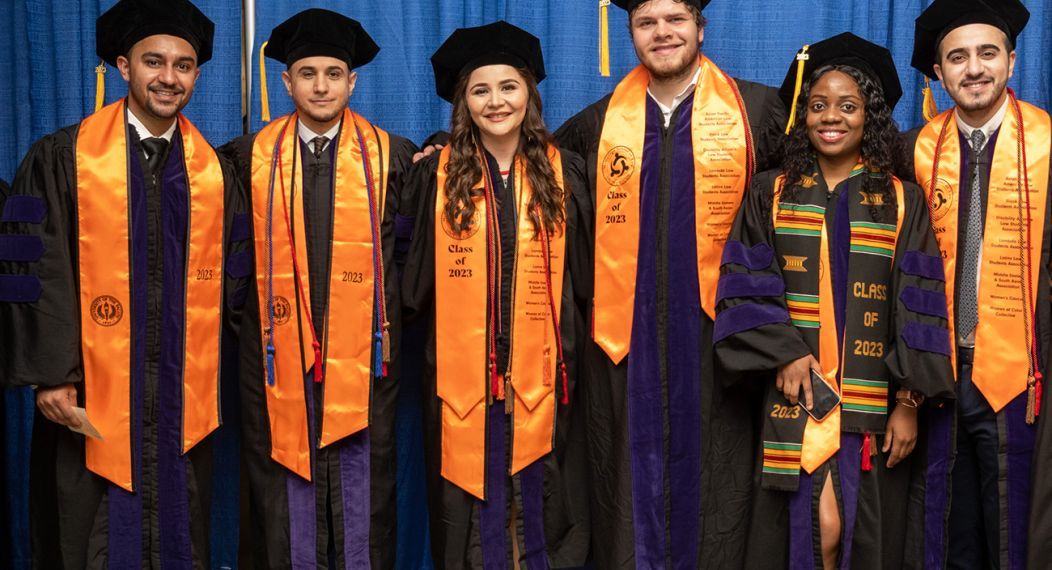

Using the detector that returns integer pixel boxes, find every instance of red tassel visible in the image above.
[861,432,873,472]
[559,362,569,405]
[382,361,389,379]
[1036,372,1044,418]
[490,352,500,398]
[312,341,323,383]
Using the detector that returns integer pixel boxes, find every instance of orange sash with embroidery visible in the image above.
[773,174,905,472]
[593,55,754,364]
[434,145,566,499]
[251,110,391,481]
[914,99,1051,412]
[76,99,224,491]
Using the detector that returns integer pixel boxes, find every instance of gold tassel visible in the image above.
[504,378,513,414]
[94,61,106,112]
[259,41,271,123]
[599,0,611,77]
[381,321,391,364]
[1026,375,1037,425]
[784,45,810,135]
[922,77,939,122]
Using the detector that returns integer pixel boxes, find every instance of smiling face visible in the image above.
[934,23,1015,117]
[282,55,357,133]
[805,70,865,164]
[117,34,200,128]
[465,64,529,144]
[629,0,703,82]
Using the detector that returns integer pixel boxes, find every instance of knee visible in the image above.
[819,503,841,559]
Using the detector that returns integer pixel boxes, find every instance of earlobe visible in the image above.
[117,56,131,82]
[1008,51,1016,78]
[932,64,943,82]
[281,70,293,97]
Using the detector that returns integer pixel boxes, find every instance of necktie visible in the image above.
[141,137,169,175]
[311,136,329,159]
[958,129,987,339]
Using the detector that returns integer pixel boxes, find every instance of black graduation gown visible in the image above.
[0,121,242,570]
[551,77,786,569]
[219,126,417,570]
[905,120,1052,569]
[714,168,956,569]
[400,149,592,570]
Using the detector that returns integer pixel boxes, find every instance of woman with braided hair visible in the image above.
[714,33,955,569]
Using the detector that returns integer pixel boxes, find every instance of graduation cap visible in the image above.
[430,21,546,103]
[911,0,1029,80]
[96,0,215,67]
[264,9,379,70]
[610,0,710,12]
[779,32,903,133]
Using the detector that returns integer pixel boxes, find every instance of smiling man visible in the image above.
[0,0,237,567]
[910,0,1052,568]
[219,9,417,569]
[553,0,786,567]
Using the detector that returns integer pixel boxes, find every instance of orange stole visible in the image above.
[773,175,905,473]
[76,99,224,491]
[250,110,391,481]
[915,100,1051,412]
[434,146,567,499]
[593,55,753,364]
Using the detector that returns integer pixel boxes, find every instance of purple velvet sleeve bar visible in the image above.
[720,239,775,270]
[0,275,41,302]
[713,303,790,343]
[0,235,44,262]
[0,195,46,223]
[900,251,945,281]
[899,286,949,319]
[229,212,252,242]
[716,273,785,304]
[901,321,951,356]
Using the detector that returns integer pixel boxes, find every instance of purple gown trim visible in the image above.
[287,371,317,569]
[157,137,193,569]
[519,460,549,570]
[339,429,371,569]
[480,402,508,569]
[923,404,954,569]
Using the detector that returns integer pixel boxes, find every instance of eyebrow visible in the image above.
[945,43,1002,58]
[140,51,196,64]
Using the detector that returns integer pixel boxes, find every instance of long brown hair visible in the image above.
[443,67,565,237]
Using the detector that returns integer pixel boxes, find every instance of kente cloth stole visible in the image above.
[76,98,224,491]
[761,171,904,491]
[434,145,567,499]
[250,109,391,481]
[593,55,754,364]
[914,97,1050,413]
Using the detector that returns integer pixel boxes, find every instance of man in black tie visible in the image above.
[909,0,1052,567]
[0,0,242,567]
[219,9,417,568]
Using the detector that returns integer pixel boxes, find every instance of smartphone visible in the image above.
[802,368,840,422]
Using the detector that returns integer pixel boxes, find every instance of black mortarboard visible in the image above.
[264,9,378,70]
[778,32,904,127]
[430,21,546,103]
[96,0,214,66]
[911,0,1029,79]
[611,0,710,12]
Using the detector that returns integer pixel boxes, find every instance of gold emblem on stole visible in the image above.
[860,192,885,206]
[783,255,808,272]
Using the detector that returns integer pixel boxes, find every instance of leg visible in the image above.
[819,471,841,570]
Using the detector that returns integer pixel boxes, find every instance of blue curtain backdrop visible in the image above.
[4,1,1052,569]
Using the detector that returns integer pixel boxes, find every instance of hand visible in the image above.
[36,383,81,428]
[882,404,918,468]
[412,144,444,163]
[776,354,821,409]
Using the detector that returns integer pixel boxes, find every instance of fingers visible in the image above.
[35,386,80,428]
[801,372,814,410]
[886,432,917,469]
[882,427,893,453]
[783,375,799,406]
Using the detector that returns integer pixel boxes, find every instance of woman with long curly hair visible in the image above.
[713,33,956,569]
[401,21,591,569]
